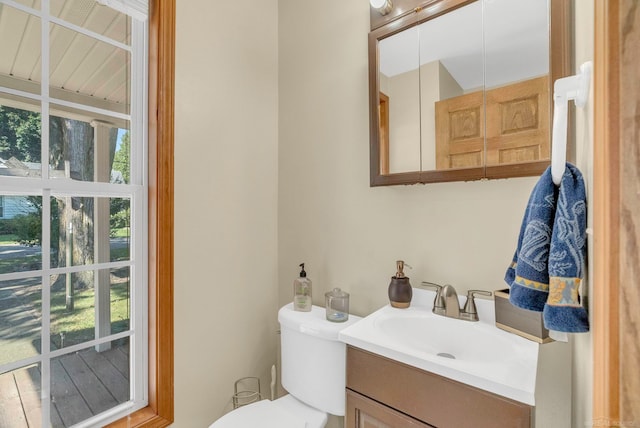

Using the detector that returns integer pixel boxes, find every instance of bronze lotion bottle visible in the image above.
[388,260,412,308]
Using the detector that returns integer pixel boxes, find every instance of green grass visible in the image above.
[1,271,131,360]
[0,247,129,275]
[0,234,19,244]
[0,254,41,275]
[49,276,131,349]
[1,246,131,351]
[19,270,131,349]
[111,228,130,238]
[111,247,130,261]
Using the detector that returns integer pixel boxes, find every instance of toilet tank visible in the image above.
[278,304,361,416]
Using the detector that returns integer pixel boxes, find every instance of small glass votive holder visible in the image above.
[325,288,349,322]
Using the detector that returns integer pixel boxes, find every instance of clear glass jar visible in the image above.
[325,288,349,322]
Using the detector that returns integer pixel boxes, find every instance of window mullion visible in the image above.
[0,0,40,16]
[130,19,146,187]
[40,189,51,428]
[41,0,50,182]
[130,17,148,405]
[39,1,52,427]
[48,15,132,53]
[49,97,132,123]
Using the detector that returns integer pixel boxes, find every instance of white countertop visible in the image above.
[339,288,540,405]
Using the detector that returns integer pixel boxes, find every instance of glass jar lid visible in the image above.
[325,287,349,298]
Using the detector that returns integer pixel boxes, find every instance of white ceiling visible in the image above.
[379,0,549,90]
[0,0,131,113]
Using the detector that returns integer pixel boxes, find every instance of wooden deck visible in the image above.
[0,344,129,428]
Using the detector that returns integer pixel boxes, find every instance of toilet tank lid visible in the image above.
[278,304,361,341]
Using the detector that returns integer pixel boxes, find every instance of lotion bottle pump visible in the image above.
[293,263,312,312]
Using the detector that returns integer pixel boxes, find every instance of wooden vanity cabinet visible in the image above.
[345,346,532,428]
[347,389,434,428]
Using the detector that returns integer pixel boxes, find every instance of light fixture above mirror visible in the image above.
[370,0,394,16]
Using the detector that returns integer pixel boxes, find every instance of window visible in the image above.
[0,196,3,218]
[0,0,169,426]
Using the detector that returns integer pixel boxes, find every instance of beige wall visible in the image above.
[420,61,463,170]
[384,61,462,172]
[386,69,421,173]
[173,0,279,426]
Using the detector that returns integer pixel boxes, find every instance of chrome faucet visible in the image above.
[420,282,492,322]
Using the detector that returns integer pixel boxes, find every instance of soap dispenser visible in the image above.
[388,260,412,308]
[293,263,312,312]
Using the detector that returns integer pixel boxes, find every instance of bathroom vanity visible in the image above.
[346,346,530,428]
[339,287,571,428]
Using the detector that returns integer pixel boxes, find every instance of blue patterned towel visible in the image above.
[505,163,589,333]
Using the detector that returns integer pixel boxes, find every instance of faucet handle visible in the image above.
[420,282,445,311]
[420,281,442,291]
[462,290,492,316]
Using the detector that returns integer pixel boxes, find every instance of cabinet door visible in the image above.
[346,390,434,428]
[346,346,532,428]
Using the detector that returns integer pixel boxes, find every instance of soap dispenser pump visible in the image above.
[293,263,312,312]
[388,260,412,308]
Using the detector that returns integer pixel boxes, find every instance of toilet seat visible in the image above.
[208,394,327,428]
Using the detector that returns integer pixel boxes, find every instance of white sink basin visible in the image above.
[339,288,540,405]
[374,310,527,364]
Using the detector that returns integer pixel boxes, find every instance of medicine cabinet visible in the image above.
[369,0,572,186]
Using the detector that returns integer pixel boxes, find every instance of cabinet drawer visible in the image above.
[346,346,532,428]
[347,389,434,428]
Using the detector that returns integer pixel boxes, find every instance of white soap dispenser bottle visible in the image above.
[293,263,312,312]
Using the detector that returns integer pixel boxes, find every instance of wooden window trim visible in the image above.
[106,0,175,426]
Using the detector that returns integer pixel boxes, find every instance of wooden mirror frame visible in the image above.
[369,0,572,186]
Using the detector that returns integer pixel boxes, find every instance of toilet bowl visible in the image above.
[208,304,361,427]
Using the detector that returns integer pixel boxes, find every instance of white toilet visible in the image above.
[209,303,361,428]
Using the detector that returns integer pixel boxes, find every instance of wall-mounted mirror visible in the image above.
[369,0,571,186]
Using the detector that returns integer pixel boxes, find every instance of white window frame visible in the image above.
[0,1,149,426]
